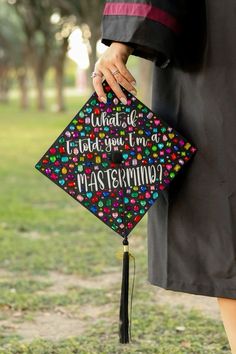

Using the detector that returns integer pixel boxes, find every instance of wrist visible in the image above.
[111,41,134,55]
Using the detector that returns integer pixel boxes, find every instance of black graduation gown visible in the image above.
[101,0,236,299]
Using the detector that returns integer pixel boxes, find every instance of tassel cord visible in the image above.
[128,252,135,342]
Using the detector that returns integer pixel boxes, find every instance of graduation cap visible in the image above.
[35,80,197,344]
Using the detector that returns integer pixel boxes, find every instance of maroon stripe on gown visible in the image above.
[103,2,181,34]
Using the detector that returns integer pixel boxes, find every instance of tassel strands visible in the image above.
[119,236,130,343]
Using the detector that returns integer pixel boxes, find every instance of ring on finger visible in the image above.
[91,71,103,79]
[111,69,120,76]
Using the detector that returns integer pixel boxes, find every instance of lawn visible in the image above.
[0,97,230,353]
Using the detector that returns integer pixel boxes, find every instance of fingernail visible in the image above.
[100,96,107,104]
[120,97,127,105]
[131,81,136,86]
[131,90,137,96]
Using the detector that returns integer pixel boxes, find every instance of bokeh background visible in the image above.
[0,0,231,353]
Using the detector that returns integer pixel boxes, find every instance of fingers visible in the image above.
[115,61,136,87]
[92,69,107,103]
[92,45,137,104]
[103,67,128,104]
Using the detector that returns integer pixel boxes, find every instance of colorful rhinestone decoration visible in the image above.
[35,80,197,237]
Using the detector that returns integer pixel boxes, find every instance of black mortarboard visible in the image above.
[35,80,197,343]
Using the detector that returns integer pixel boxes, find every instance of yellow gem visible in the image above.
[184,142,191,150]
[137,153,142,160]
[174,164,181,172]
[76,125,83,131]
[61,167,67,174]
[95,156,101,163]
[168,133,175,139]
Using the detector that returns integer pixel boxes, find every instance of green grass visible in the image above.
[0,98,231,353]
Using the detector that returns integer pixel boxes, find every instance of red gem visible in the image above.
[59,147,65,153]
[105,85,111,92]
[89,133,95,140]
[42,159,49,164]
[93,108,100,114]
[171,153,177,160]
[78,119,84,123]
[134,215,141,223]
[91,196,98,203]
[50,173,58,180]
[87,153,93,159]
[49,148,56,154]
[68,181,75,187]
[173,138,178,143]
[124,144,130,150]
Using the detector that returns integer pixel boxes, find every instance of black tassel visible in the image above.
[119,236,129,344]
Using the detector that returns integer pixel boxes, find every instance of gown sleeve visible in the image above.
[100,0,188,67]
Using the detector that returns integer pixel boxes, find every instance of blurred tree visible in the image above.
[10,0,77,111]
[0,1,28,107]
[55,0,105,89]
[49,10,77,111]
[11,0,54,110]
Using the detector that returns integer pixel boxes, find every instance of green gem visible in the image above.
[102,162,108,168]
[153,192,159,199]
[50,156,56,162]
[98,201,103,207]
[140,209,145,214]
[145,148,150,156]
[161,127,166,132]
[91,99,97,106]
[59,137,65,143]
[106,199,112,206]
[72,119,78,124]
[140,201,146,206]
[152,146,157,152]
[127,212,132,219]
[79,111,84,118]
[137,104,143,109]
[108,92,113,98]
[166,142,172,147]
[170,172,175,178]
[131,192,138,197]
[77,165,83,172]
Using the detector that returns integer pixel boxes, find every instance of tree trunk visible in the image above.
[0,67,10,103]
[55,65,65,112]
[54,38,68,112]
[35,75,45,111]
[18,71,28,109]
